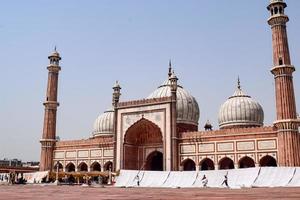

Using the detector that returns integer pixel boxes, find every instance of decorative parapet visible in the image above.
[179,126,276,140]
[55,136,114,148]
[117,97,172,108]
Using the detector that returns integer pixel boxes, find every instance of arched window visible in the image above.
[65,163,75,172]
[199,158,215,170]
[259,155,277,167]
[279,7,283,14]
[90,162,101,171]
[238,156,255,168]
[219,157,234,170]
[78,162,88,172]
[182,159,196,171]
[53,162,63,172]
[274,7,278,14]
[279,57,283,65]
[104,161,113,171]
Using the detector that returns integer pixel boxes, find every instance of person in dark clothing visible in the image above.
[135,175,140,186]
[202,175,208,187]
[221,175,229,187]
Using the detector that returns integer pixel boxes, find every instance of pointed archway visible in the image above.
[182,159,196,171]
[145,151,163,171]
[78,162,88,172]
[199,158,215,170]
[239,156,255,168]
[123,118,163,170]
[219,157,234,170]
[90,162,101,171]
[259,155,277,167]
[65,163,75,172]
[53,162,63,172]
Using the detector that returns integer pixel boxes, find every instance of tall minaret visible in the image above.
[112,81,121,171]
[169,69,178,170]
[40,48,61,171]
[267,0,300,166]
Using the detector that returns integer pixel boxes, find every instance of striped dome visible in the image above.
[218,82,264,129]
[92,109,114,137]
[147,79,200,126]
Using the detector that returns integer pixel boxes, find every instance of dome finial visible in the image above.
[54,45,57,52]
[237,76,241,90]
[168,59,172,77]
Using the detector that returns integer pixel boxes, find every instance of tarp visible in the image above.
[23,171,49,184]
[114,170,139,187]
[138,171,170,187]
[161,171,182,188]
[286,167,300,187]
[114,167,300,188]
[252,167,295,187]
[227,168,260,188]
[161,171,198,188]
[193,170,228,188]
[177,171,198,188]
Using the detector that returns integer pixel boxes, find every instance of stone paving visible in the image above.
[0,185,300,200]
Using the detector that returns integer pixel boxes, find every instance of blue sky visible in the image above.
[1,0,300,161]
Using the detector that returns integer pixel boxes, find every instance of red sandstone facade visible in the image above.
[40,0,300,173]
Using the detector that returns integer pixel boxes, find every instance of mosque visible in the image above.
[39,0,300,173]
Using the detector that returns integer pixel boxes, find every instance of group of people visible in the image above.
[0,172,26,184]
[134,173,229,188]
[201,174,229,188]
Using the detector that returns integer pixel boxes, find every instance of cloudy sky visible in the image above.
[1,0,300,161]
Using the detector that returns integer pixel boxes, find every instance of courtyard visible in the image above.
[0,185,300,200]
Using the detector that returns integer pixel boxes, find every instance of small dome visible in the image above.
[48,47,61,59]
[147,79,200,126]
[218,81,264,129]
[92,109,114,137]
[270,0,284,3]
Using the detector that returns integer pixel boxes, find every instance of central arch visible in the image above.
[123,118,163,170]
[145,151,163,171]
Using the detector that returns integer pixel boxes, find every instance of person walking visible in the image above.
[221,175,229,188]
[201,175,208,187]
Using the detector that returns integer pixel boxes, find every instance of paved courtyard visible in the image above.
[0,185,300,200]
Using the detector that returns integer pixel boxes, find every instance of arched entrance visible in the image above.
[78,162,88,172]
[145,151,163,171]
[182,159,196,171]
[90,162,101,171]
[53,162,63,172]
[65,163,75,172]
[104,161,113,171]
[259,155,277,167]
[239,156,255,168]
[123,118,163,170]
[219,157,234,170]
[200,158,215,170]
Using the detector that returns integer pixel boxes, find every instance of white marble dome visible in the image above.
[147,79,200,126]
[92,109,114,137]
[218,83,264,129]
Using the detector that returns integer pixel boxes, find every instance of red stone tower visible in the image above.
[40,48,61,171]
[169,69,178,170]
[267,0,300,166]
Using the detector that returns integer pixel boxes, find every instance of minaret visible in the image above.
[169,70,178,170]
[40,48,61,171]
[112,81,121,171]
[267,0,300,166]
